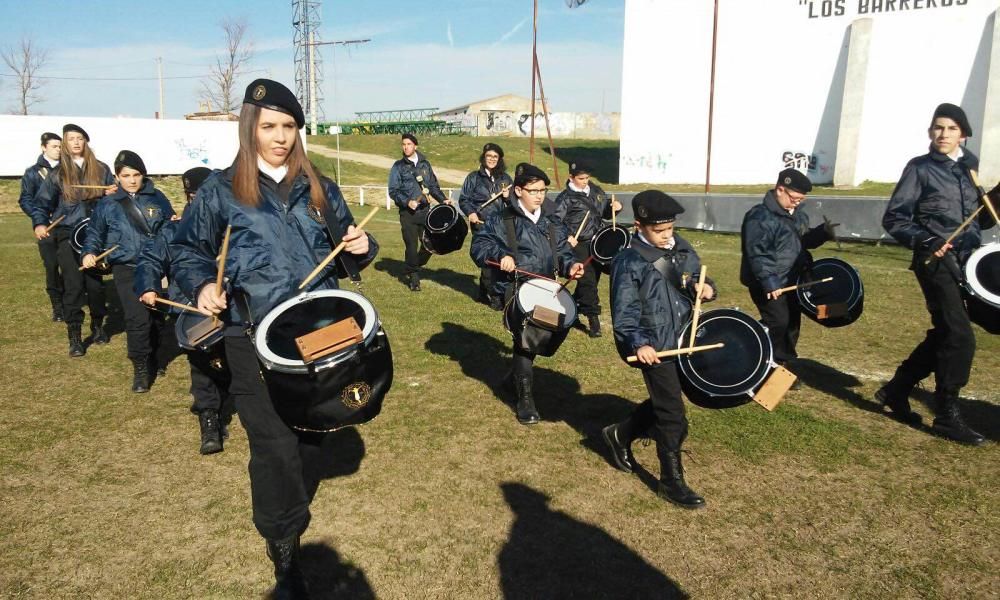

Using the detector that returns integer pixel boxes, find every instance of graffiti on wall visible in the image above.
[621,152,672,175]
[175,138,210,164]
[781,150,831,177]
[485,111,514,133]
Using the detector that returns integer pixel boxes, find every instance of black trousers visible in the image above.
[888,255,976,398]
[37,236,63,309]
[512,346,536,377]
[112,265,174,360]
[571,242,602,317]
[398,208,431,276]
[226,335,329,541]
[624,362,688,452]
[750,286,800,364]
[472,222,499,301]
[53,228,106,327]
[187,345,232,414]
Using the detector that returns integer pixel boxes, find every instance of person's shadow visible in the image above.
[374,257,479,300]
[909,387,1000,442]
[498,482,687,599]
[295,541,376,600]
[299,426,367,502]
[424,322,645,468]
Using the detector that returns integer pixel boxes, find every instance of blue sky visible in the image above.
[0,0,624,120]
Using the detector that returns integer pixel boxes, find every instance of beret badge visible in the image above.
[253,85,266,101]
[784,177,792,185]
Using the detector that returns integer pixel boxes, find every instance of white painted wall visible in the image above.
[0,115,240,176]
[620,0,998,186]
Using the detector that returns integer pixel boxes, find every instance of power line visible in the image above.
[0,69,269,82]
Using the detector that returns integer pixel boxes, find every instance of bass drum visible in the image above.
[421,203,468,255]
[253,289,393,432]
[589,225,631,274]
[797,257,864,327]
[70,218,112,276]
[963,242,1000,334]
[677,308,774,409]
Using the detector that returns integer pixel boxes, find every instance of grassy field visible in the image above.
[1,193,997,598]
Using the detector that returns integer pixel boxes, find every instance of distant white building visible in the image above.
[432,94,620,139]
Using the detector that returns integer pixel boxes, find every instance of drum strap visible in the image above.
[319,199,362,284]
[118,195,154,237]
[633,241,674,298]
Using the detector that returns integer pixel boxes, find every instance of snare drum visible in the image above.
[797,257,864,327]
[677,308,774,409]
[963,243,1000,334]
[70,218,112,275]
[421,203,468,255]
[253,289,393,432]
[503,277,578,357]
[175,309,225,352]
[589,225,631,274]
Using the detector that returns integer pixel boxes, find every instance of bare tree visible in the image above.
[2,37,49,115]
[201,19,254,114]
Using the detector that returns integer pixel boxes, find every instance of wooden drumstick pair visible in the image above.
[478,184,512,211]
[923,170,999,265]
[626,343,725,363]
[78,245,118,270]
[154,226,231,316]
[485,259,563,285]
[299,206,380,290]
[771,276,834,296]
[43,215,65,233]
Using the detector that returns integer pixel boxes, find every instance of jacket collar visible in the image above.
[110,177,155,201]
[928,144,979,170]
[763,189,794,219]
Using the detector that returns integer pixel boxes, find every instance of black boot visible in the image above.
[657,449,706,509]
[408,273,421,292]
[68,324,85,357]
[91,319,109,345]
[602,422,634,473]
[932,393,986,446]
[513,374,540,425]
[266,536,310,600]
[875,384,921,425]
[52,304,64,322]
[587,315,602,338]
[198,410,223,455]
[131,357,150,393]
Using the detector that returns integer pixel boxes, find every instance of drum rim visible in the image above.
[678,309,773,397]
[425,203,458,233]
[797,258,864,313]
[514,277,578,325]
[175,309,224,351]
[70,218,90,253]
[590,226,631,263]
[254,289,379,374]
[965,243,1000,307]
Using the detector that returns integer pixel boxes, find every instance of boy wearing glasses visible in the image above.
[471,163,585,425]
[739,168,833,372]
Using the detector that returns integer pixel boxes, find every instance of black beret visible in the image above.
[402,132,418,145]
[40,132,61,145]
[182,167,213,195]
[114,150,147,176]
[244,79,304,129]
[932,102,972,137]
[632,190,684,224]
[62,123,89,142]
[568,161,593,176]
[514,162,550,188]
[482,142,504,157]
[776,168,812,194]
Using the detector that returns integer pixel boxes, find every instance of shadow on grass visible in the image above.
[374,257,479,301]
[297,539,375,600]
[541,144,621,185]
[301,427,366,501]
[498,482,688,599]
[911,387,1000,442]
[425,322,642,468]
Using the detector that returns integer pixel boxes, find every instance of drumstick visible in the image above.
[923,205,985,266]
[78,245,118,270]
[687,265,708,348]
[215,225,231,297]
[44,215,65,233]
[69,184,115,189]
[572,212,590,241]
[626,342,725,363]
[611,194,617,231]
[299,206,379,290]
[969,170,1000,227]
[555,255,595,293]
[485,260,563,285]
[153,297,205,314]
[479,185,511,210]
[772,276,834,295]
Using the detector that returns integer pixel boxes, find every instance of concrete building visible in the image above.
[432,94,620,139]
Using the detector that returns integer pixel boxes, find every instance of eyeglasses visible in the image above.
[521,187,547,196]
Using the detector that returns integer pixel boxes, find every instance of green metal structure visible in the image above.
[316,107,470,136]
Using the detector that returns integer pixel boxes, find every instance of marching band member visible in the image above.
[170,79,377,597]
[19,132,65,322]
[459,142,513,309]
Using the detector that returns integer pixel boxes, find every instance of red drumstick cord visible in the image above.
[557,254,595,290]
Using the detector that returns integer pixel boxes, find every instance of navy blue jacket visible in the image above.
[740,190,829,292]
[27,161,115,229]
[552,181,614,241]
[611,234,713,365]
[388,152,447,211]
[82,179,175,266]
[170,167,379,328]
[18,154,57,217]
[470,198,575,299]
[458,167,513,219]
[134,219,188,312]
[883,147,992,263]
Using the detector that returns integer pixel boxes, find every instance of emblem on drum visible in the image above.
[209,357,224,371]
[253,84,266,100]
[342,382,371,409]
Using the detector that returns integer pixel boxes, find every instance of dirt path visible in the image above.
[308,145,468,185]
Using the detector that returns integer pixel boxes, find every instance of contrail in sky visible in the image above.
[493,17,528,46]
[447,21,454,47]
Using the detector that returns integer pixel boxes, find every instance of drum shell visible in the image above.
[175,309,225,352]
[964,290,1000,334]
[797,257,864,328]
[589,226,631,275]
[421,204,468,255]
[502,277,577,357]
[70,218,112,275]
[963,242,1000,334]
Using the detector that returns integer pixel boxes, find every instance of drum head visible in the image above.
[514,278,578,327]
[798,257,864,327]
[678,308,773,409]
[426,204,458,233]
[255,289,378,373]
[590,226,631,270]
[71,219,90,254]
[175,309,223,351]
[965,243,1000,309]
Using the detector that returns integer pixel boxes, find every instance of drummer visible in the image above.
[18,132,64,322]
[388,133,450,291]
[82,150,176,393]
[26,123,116,357]
[470,163,584,425]
[136,166,233,455]
[739,168,834,381]
[879,103,995,446]
[602,190,715,509]
[459,142,513,310]
[552,161,623,338]
[170,79,378,596]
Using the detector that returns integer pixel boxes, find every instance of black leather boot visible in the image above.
[874,384,921,425]
[513,374,540,425]
[932,393,986,446]
[68,324,85,357]
[198,410,223,455]
[52,304,64,322]
[602,422,634,473]
[408,273,421,292]
[91,319,109,345]
[266,536,310,600]
[131,357,150,393]
[587,315,602,338]
[657,450,706,509]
